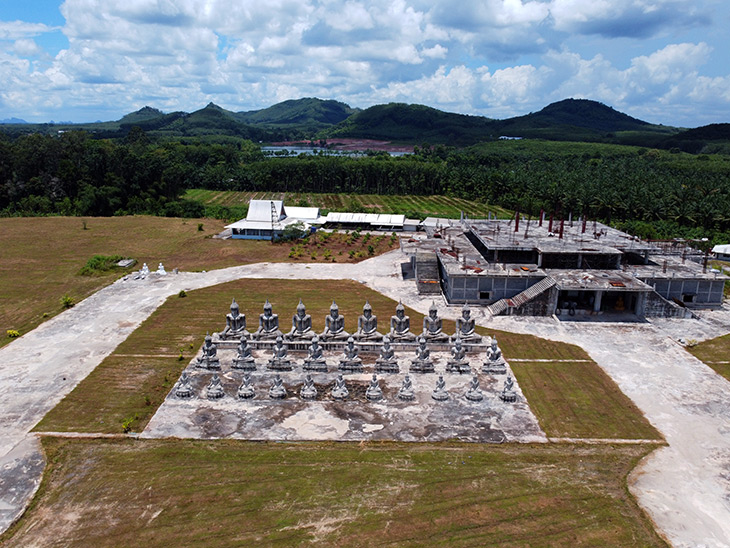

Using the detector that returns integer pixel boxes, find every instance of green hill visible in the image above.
[324,102,497,145]
[236,98,357,132]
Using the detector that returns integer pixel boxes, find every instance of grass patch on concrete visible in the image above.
[0,216,396,348]
[2,438,665,547]
[510,361,661,440]
[687,333,730,381]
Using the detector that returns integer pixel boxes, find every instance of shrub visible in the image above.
[6,329,20,338]
[60,294,75,309]
[79,255,127,276]
[197,223,204,231]
[367,244,375,256]
[178,290,187,298]
[121,414,139,433]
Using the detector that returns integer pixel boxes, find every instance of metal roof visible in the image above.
[324,212,405,226]
[247,200,284,221]
[712,244,730,254]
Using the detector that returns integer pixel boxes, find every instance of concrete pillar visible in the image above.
[537,253,543,267]
[577,253,583,268]
[593,290,603,312]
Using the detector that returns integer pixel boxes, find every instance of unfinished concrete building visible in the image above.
[403,218,727,319]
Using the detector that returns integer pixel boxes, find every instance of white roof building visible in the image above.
[712,244,730,259]
[225,200,322,239]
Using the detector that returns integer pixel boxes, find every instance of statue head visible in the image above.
[296,299,306,318]
[418,336,426,346]
[363,301,372,318]
[230,298,240,317]
[395,301,405,318]
[204,332,212,344]
[263,299,272,314]
[330,300,339,318]
[276,335,283,346]
[311,334,319,345]
[429,301,438,319]
[382,335,391,346]
[462,304,470,319]
[491,338,498,349]
[347,336,355,347]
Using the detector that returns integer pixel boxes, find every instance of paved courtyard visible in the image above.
[0,248,729,546]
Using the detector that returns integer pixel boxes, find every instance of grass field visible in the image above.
[183,189,514,219]
[0,216,396,348]
[35,278,659,441]
[509,361,660,439]
[687,333,730,381]
[2,438,665,547]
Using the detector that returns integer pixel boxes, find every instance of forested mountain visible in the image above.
[236,98,358,132]
[1,97,725,151]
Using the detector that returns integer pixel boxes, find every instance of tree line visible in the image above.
[2,129,730,244]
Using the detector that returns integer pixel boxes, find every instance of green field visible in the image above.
[183,189,514,219]
[1,438,665,547]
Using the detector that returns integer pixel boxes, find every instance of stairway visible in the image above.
[487,276,556,316]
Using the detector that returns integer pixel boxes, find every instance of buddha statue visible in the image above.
[252,299,283,340]
[465,375,484,402]
[331,374,349,400]
[321,301,350,341]
[175,372,194,399]
[288,299,315,340]
[303,335,328,372]
[397,374,415,401]
[354,301,383,341]
[196,333,221,370]
[237,373,255,399]
[410,336,435,373]
[390,301,416,342]
[432,375,449,401]
[366,374,384,401]
[206,373,225,399]
[232,336,256,371]
[375,335,399,373]
[339,336,363,372]
[453,304,481,342]
[500,375,517,402]
[219,298,249,340]
[267,335,292,371]
[482,337,507,375]
[300,374,318,400]
[269,374,287,399]
[446,336,470,374]
[422,301,449,342]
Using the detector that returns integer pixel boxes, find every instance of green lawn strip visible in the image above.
[510,361,661,440]
[687,333,730,382]
[476,327,591,361]
[34,279,454,434]
[2,438,665,548]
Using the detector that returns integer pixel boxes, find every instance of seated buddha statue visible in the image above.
[288,299,315,339]
[354,301,383,341]
[389,301,416,342]
[219,298,249,340]
[320,301,349,341]
[196,332,221,370]
[453,304,481,342]
[422,301,449,342]
[252,299,283,340]
[446,336,470,374]
[375,335,399,373]
[303,335,327,372]
[410,336,435,373]
[338,336,363,372]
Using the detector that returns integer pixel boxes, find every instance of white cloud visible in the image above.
[0,21,58,40]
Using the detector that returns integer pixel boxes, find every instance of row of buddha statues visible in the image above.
[219,298,483,344]
[196,331,508,376]
[175,371,517,403]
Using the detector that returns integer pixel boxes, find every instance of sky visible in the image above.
[1,0,729,127]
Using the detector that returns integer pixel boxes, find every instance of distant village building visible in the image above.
[226,200,419,239]
[712,244,730,261]
[226,200,320,240]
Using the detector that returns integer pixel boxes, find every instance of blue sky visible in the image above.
[1,0,728,127]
